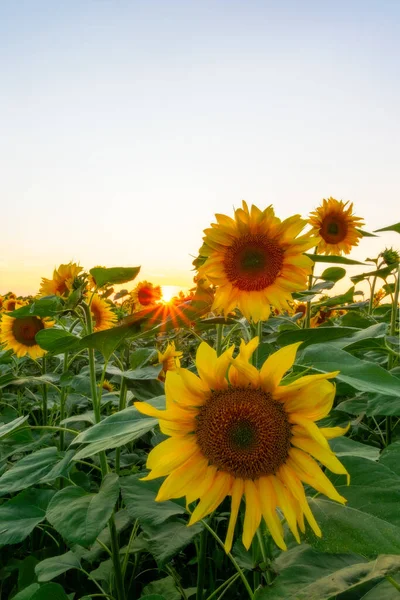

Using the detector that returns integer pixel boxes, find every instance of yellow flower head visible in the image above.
[135,338,349,553]
[195,202,318,322]
[131,281,162,309]
[157,342,183,382]
[308,198,364,255]
[102,379,115,393]
[0,314,53,359]
[89,294,117,332]
[1,298,27,312]
[40,262,83,297]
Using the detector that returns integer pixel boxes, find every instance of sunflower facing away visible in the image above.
[0,314,53,359]
[308,197,364,255]
[157,342,183,382]
[131,281,162,310]
[89,294,117,332]
[39,262,83,297]
[195,201,318,322]
[135,338,349,553]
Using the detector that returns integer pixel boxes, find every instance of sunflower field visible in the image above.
[0,200,399,600]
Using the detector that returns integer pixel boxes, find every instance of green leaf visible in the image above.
[319,267,347,282]
[141,519,202,566]
[140,596,167,600]
[361,578,400,599]
[35,329,81,354]
[10,296,62,318]
[46,474,119,546]
[312,286,355,308]
[80,509,132,563]
[77,326,134,361]
[11,584,41,600]
[356,228,378,237]
[35,551,81,582]
[329,437,380,461]
[0,447,74,496]
[374,222,400,234]
[120,474,185,525]
[89,266,141,287]
[142,577,180,600]
[0,415,29,440]
[297,344,400,397]
[351,264,397,284]
[305,254,366,265]
[277,327,358,348]
[254,546,400,599]
[29,583,69,600]
[380,442,400,478]
[0,489,55,548]
[365,393,400,416]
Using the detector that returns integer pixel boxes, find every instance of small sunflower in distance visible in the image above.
[308,197,364,255]
[195,202,318,322]
[135,338,349,553]
[89,294,117,331]
[0,314,53,359]
[157,342,183,382]
[131,281,162,310]
[40,262,83,297]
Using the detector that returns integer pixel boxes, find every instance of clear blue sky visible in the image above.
[1,0,399,295]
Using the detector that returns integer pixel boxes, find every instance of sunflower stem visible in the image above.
[115,377,128,475]
[254,321,263,367]
[304,248,318,328]
[41,356,48,424]
[215,324,224,357]
[59,351,69,452]
[386,264,400,446]
[386,575,400,592]
[196,525,208,600]
[201,520,254,600]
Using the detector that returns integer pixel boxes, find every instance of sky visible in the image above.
[1,0,399,297]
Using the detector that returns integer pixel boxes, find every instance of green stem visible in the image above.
[42,356,48,424]
[386,265,400,447]
[201,520,254,600]
[256,528,268,563]
[59,351,69,451]
[304,248,317,328]
[20,425,80,435]
[386,576,400,593]
[115,377,128,474]
[204,573,240,600]
[196,526,208,600]
[215,324,224,357]
[254,320,263,367]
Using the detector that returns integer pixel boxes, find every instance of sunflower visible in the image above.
[102,379,115,393]
[308,198,364,255]
[131,281,162,309]
[39,262,83,297]
[1,298,27,312]
[135,338,349,553]
[157,342,183,382]
[89,294,117,332]
[195,202,318,322]
[0,314,53,359]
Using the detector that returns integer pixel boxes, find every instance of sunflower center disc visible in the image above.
[138,288,154,306]
[11,317,44,347]
[195,387,292,479]
[321,216,348,243]
[223,234,284,291]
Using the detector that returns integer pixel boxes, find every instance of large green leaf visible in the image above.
[319,267,347,282]
[254,546,400,599]
[89,266,140,287]
[120,474,186,525]
[80,509,132,563]
[351,264,397,284]
[374,222,400,234]
[0,447,74,496]
[0,489,55,548]
[11,584,41,600]
[0,415,29,440]
[297,344,400,397]
[380,442,400,477]
[361,578,400,599]
[10,296,63,318]
[46,474,119,546]
[35,329,81,354]
[29,584,69,600]
[277,327,358,348]
[142,577,180,600]
[35,551,81,582]
[141,519,202,566]
[329,437,380,461]
[305,254,366,265]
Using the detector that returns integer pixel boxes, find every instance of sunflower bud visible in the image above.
[380,247,400,267]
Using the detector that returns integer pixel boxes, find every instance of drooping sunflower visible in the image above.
[39,262,83,297]
[102,379,115,393]
[195,202,318,322]
[0,314,53,359]
[131,281,162,310]
[135,338,349,553]
[157,342,183,382]
[89,294,117,332]
[308,197,364,255]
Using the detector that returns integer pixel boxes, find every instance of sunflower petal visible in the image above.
[189,472,233,525]
[260,342,302,392]
[242,479,262,550]
[224,478,244,553]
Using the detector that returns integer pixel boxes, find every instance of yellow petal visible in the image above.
[237,337,259,363]
[320,424,350,439]
[271,477,300,543]
[242,479,262,550]
[260,343,302,392]
[288,449,347,504]
[292,436,350,484]
[156,454,209,501]
[186,465,217,504]
[213,345,235,389]
[278,464,321,537]
[143,435,199,480]
[278,379,335,421]
[257,477,287,551]
[224,478,244,553]
[179,368,210,397]
[275,371,339,397]
[196,342,218,388]
[289,414,330,448]
[165,370,206,408]
[189,471,233,525]
[228,356,260,387]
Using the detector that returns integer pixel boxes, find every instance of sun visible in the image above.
[161,285,180,304]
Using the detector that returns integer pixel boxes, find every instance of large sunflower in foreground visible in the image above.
[89,294,117,331]
[131,281,162,310]
[39,262,83,297]
[308,197,364,255]
[0,314,53,358]
[195,202,318,322]
[135,338,349,553]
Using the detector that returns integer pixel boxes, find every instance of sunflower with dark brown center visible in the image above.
[0,314,53,358]
[40,262,83,297]
[89,294,117,332]
[135,337,349,553]
[308,197,364,255]
[130,281,162,310]
[195,201,318,322]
